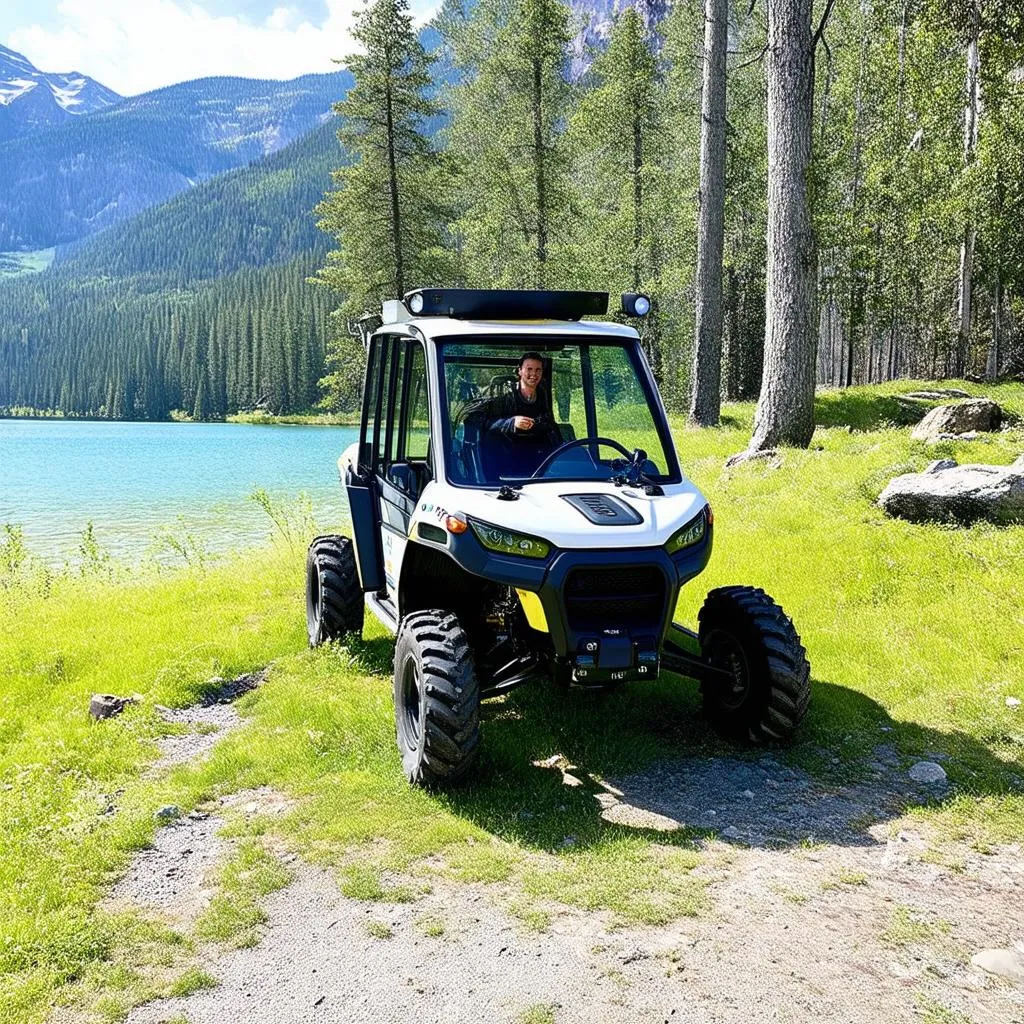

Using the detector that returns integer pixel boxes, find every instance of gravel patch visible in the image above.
[148,670,267,773]
[103,809,227,927]
[601,752,934,847]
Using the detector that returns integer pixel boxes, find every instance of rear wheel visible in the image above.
[306,535,363,645]
[394,610,480,786]
[697,586,810,743]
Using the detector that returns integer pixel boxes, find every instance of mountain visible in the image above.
[0,43,121,142]
[0,66,352,251]
[567,0,671,80]
[0,120,342,419]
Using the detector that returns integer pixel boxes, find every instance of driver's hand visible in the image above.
[513,416,534,431]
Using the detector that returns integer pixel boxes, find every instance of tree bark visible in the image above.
[955,1,980,376]
[689,0,728,426]
[384,77,404,296]
[532,56,547,288]
[749,0,818,450]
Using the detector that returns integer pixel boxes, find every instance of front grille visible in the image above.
[564,565,667,631]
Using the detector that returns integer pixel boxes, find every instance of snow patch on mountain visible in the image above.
[0,43,122,135]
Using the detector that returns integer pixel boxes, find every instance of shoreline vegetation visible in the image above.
[0,406,360,426]
[2,383,1022,1022]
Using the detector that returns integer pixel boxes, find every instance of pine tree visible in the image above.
[315,0,453,315]
[444,0,574,288]
[568,8,668,371]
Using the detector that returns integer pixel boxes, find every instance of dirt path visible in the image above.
[103,680,1023,1024]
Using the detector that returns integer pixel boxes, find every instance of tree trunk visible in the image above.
[955,1,980,376]
[987,270,1001,379]
[384,79,404,296]
[632,113,643,292]
[750,0,818,450]
[532,56,547,288]
[689,0,728,426]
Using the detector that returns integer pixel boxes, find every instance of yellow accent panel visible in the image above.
[515,588,549,633]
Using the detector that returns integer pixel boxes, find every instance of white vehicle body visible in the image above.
[337,306,713,683]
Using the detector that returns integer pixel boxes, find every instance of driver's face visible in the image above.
[519,359,543,389]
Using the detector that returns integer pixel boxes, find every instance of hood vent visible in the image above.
[561,493,644,526]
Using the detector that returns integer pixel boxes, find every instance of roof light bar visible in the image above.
[403,288,608,321]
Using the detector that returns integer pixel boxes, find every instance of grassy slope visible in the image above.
[1,380,1022,1022]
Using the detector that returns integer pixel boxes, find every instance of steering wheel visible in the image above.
[529,436,633,479]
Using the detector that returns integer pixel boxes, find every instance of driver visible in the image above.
[468,352,562,476]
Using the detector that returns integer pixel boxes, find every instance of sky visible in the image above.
[0,0,437,96]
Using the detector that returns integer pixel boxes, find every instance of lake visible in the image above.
[0,420,358,563]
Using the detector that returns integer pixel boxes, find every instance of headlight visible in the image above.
[665,506,708,554]
[469,518,550,559]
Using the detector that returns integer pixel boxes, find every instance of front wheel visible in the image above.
[394,610,481,786]
[306,535,363,646]
[698,586,810,743]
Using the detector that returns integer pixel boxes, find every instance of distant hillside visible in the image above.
[0,122,346,420]
[0,43,121,142]
[0,68,352,250]
[55,119,343,284]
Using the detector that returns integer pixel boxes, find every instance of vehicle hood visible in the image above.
[420,478,707,550]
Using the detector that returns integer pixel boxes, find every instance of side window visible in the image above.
[402,343,431,460]
[382,340,406,468]
[359,339,383,474]
[374,337,398,470]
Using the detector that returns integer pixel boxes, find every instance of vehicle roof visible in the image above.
[379,317,641,342]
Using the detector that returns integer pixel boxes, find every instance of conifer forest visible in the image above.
[1,0,1022,426]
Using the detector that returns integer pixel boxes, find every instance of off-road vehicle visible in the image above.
[306,289,810,785]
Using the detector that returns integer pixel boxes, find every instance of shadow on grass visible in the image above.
[815,390,932,431]
[439,674,1019,854]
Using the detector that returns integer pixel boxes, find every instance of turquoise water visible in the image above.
[0,420,358,562]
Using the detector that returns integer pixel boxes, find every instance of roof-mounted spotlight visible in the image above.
[622,293,651,317]
[408,291,425,314]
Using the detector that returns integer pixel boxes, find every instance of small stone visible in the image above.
[741,790,754,799]
[721,826,743,840]
[89,694,136,720]
[561,835,577,847]
[1007,697,1021,709]
[908,761,947,785]
[154,804,181,821]
[970,948,1024,984]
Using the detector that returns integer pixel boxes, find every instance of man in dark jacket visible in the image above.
[468,352,563,478]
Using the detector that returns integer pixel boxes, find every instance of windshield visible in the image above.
[440,339,676,487]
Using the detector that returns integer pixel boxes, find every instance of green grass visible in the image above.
[518,1004,558,1024]
[881,905,951,947]
[1,379,1022,1022]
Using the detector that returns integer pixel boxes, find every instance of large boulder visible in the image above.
[911,398,1002,441]
[878,455,1024,524]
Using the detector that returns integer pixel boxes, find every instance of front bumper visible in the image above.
[446,518,713,681]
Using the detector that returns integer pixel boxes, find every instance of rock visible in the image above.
[1007,697,1021,709]
[878,456,1024,524]
[903,389,972,400]
[89,693,137,720]
[725,448,781,469]
[908,761,947,785]
[971,948,1024,984]
[911,398,1002,441]
[741,789,755,799]
[720,826,743,840]
[154,804,182,821]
